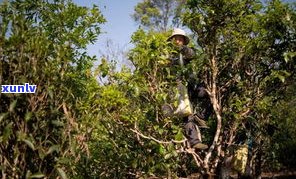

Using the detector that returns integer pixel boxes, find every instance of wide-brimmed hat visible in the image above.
[167,28,190,45]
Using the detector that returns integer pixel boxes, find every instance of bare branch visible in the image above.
[185,148,203,167]
[134,122,144,146]
[130,128,187,144]
[211,137,223,172]
[204,54,223,171]
[176,147,204,168]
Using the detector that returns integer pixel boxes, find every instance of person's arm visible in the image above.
[180,45,195,63]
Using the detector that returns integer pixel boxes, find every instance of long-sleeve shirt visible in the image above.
[169,45,213,120]
[170,45,195,66]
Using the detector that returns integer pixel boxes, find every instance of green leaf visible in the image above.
[48,87,54,99]
[158,145,165,155]
[56,167,68,179]
[25,170,32,179]
[16,131,26,141]
[38,148,46,160]
[9,100,17,112]
[283,51,296,63]
[174,129,183,141]
[164,153,172,160]
[0,113,8,123]
[158,128,164,135]
[3,122,13,143]
[30,172,45,178]
[132,160,137,168]
[278,75,285,83]
[23,139,35,150]
[46,145,60,155]
[51,120,64,127]
[25,112,33,122]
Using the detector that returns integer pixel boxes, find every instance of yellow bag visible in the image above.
[173,82,193,117]
[233,145,248,174]
[161,53,193,118]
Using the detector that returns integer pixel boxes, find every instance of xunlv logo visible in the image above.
[1,83,37,93]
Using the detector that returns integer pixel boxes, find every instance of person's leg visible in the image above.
[187,84,211,128]
[183,116,208,150]
[184,117,200,145]
[190,114,209,128]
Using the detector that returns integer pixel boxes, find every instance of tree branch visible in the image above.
[130,128,187,144]
[204,53,223,171]
[185,148,203,167]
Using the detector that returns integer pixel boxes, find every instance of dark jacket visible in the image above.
[170,45,195,66]
[170,45,212,120]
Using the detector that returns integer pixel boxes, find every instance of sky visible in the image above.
[1,0,295,59]
[74,0,141,59]
[73,0,296,60]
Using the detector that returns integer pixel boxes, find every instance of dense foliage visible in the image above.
[132,0,186,31]
[0,0,295,178]
[0,0,105,178]
[182,0,296,176]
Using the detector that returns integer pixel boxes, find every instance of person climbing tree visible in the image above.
[164,28,212,150]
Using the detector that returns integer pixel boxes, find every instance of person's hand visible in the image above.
[180,45,195,60]
[180,45,189,54]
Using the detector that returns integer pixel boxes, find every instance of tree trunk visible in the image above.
[255,144,262,179]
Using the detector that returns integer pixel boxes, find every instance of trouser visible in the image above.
[187,84,213,121]
[183,115,202,146]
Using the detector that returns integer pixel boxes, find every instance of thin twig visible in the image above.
[130,128,187,144]
[185,148,203,167]
[134,122,144,146]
